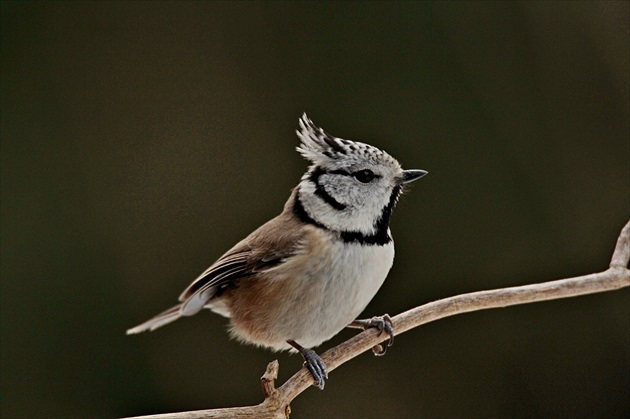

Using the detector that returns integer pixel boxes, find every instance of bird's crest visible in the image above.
[296,113,353,163]
[296,113,399,171]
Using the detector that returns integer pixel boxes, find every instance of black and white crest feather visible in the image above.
[296,113,396,169]
[296,114,349,162]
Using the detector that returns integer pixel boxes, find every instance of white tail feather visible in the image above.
[126,304,183,335]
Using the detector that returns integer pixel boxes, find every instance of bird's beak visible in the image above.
[398,169,428,185]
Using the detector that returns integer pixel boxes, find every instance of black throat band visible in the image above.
[292,188,396,246]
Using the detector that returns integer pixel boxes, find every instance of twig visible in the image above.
[124,220,630,419]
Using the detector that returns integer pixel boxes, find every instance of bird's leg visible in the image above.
[287,339,328,390]
[347,314,394,356]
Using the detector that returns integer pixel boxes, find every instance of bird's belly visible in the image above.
[225,236,395,351]
[294,241,395,347]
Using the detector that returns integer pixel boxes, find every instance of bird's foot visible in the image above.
[350,314,394,356]
[287,340,328,389]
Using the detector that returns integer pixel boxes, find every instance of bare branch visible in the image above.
[611,220,630,268]
[261,360,279,399]
[123,220,630,419]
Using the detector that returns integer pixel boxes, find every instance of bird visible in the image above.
[127,113,427,389]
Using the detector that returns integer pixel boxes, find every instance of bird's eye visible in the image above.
[354,169,376,183]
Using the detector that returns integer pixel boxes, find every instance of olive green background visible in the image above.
[1,2,628,418]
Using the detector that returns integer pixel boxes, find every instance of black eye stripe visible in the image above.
[328,169,351,176]
[326,169,381,180]
[308,167,347,210]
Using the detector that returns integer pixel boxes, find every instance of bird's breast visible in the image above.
[232,227,395,349]
[296,234,395,348]
[322,238,395,321]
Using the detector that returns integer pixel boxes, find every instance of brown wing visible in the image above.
[178,201,306,316]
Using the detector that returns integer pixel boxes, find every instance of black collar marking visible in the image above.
[293,186,399,246]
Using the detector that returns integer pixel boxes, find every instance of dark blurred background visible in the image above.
[1,1,628,418]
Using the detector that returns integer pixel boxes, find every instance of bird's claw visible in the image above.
[355,314,395,356]
[301,348,328,390]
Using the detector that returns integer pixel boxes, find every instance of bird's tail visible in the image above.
[126,304,183,335]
